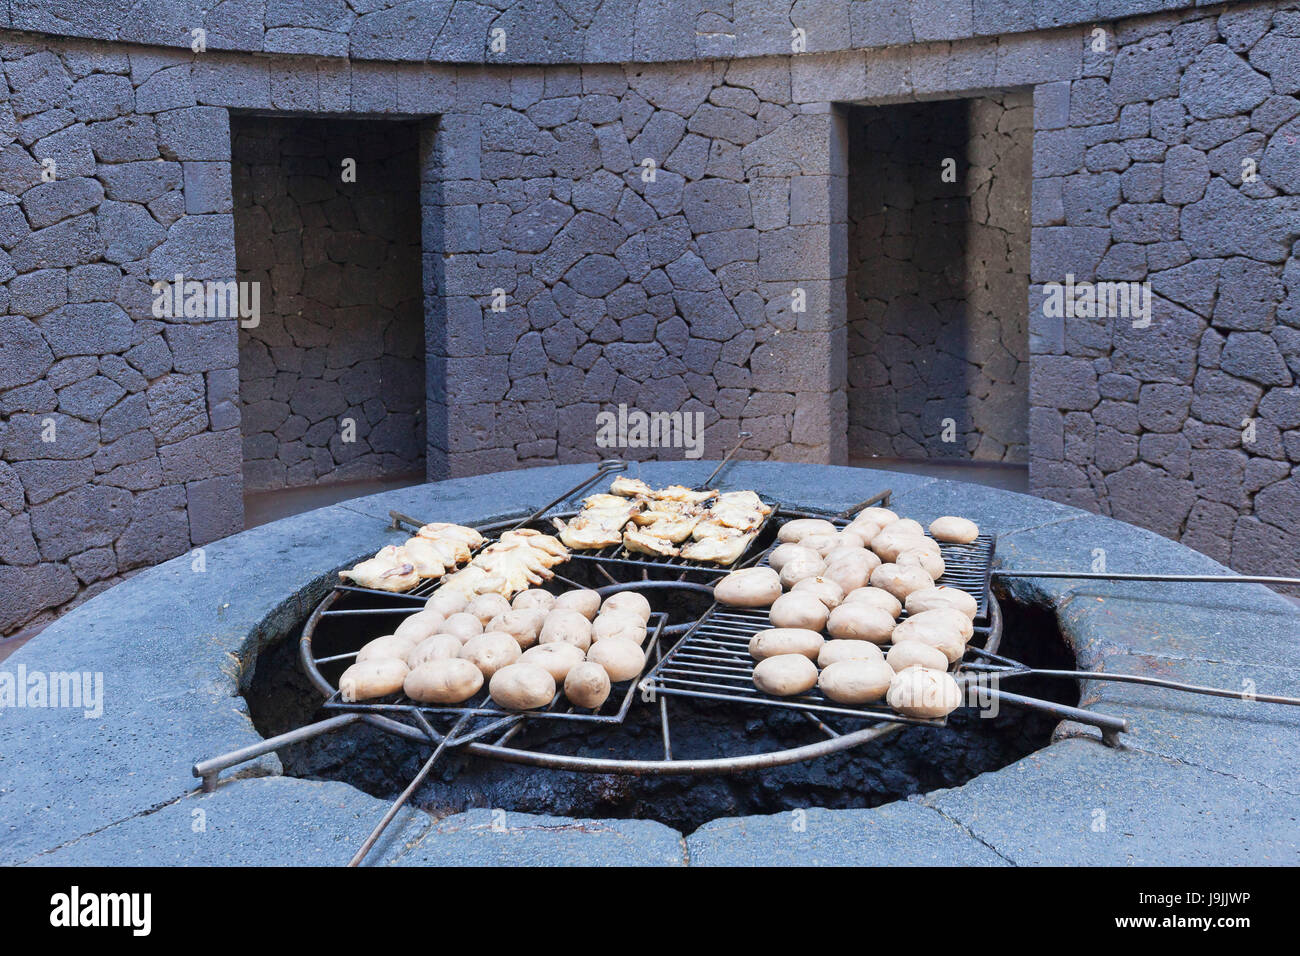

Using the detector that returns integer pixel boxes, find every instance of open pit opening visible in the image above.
[246,577,1077,835]
[232,115,426,503]
[845,92,1033,469]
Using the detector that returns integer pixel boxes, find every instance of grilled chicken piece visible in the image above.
[556,515,625,550]
[440,529,570,599]
[416,523,485,549]
[636,515,699,543]
[440,565,506,598]
[680,531,754,565]
[623,526,680,557]
[583,493,635,510]
[652,485,718,505]
[630,500,697,525]
[713,491,771,515]
[495,529,569,563]
[401,537,449,578]
[610,476,654,498]
[340,549,421,592]
[708,504,766,533]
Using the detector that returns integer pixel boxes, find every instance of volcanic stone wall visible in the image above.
[2,0,1299,637]
[232,115,425,493]
[1027,4,1300,580]
[0,38,245,636]
[846,92,1032,463]
[420,57,847,476]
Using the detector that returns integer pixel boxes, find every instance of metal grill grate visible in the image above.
[640,532,1000,723]
[754,523,997,622]
[320,613,668,739]
[520,506,779,578]
[640,605,950,726]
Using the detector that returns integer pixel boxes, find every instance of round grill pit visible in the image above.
[246,574,1078,834]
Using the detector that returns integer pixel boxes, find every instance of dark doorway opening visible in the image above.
[845,92,1032,468]
[232,115,425,505]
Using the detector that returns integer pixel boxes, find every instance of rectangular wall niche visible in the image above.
[232,115,425,493]
[846,91,1032,463]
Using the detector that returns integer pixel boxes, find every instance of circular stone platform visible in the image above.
[3,462,1298,866]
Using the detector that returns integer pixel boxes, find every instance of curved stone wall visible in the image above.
[0,0,1229,64]
[1,0,1298,639]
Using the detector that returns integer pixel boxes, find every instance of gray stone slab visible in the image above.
[1057,588,1300,672]
[924,739,1300,865]
[26,777,429,867]
[686,800,1009,866]
[0,690,275,865]
[1076,652,1300,794]
[393,808,684,866]
[0,502,388,863]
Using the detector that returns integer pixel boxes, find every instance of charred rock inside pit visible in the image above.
[247,574,1076,833]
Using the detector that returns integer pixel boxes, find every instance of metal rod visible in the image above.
[510,459,628,530]
[193,714,364,792]
[969,665,1300,708]
[969,685,1128,745]
[835,488,894,520]
[994,570,1300,586]
[697,431,751,490]
[348,711,474,867]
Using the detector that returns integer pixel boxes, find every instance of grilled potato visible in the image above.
[459,631,523,678]
[869,562,934,601]
[489,662,557,710]
[554,588,602,620]
[339,659,409,702]
[564,661,612,709]
[407,634,465,668]
[586,637,646,682]
[512,588,558,613]
[752,654,818,696]
[905,585,978,620]
[393,610,446,644]
[539,608,595,651]
[601,591,652,623]
[929,516,980,544]
[715,566,782,607]
[768,592,831,631]
[520,642,586,682]
[886,641,950,673]
[887,667,962,718]
[404,658,483,704]
[749,627,824,661]
[818,659,894,704]
[818,639,885,668]
[826,603,896,643]
[355,634,418,664]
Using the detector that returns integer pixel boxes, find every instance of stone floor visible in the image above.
[243,473,425,529]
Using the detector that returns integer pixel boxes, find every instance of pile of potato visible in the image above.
[336,586,655,712]
[713,507,980,719]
